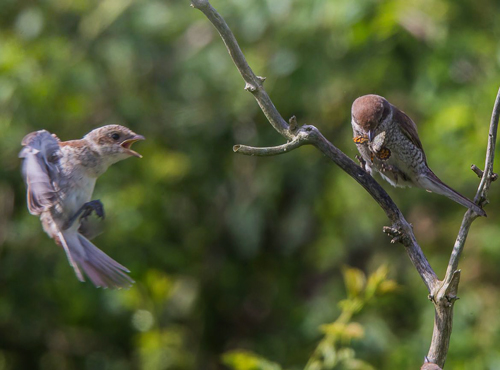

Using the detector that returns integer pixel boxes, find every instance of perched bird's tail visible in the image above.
[419,170,486,217]
[57,230,134,289]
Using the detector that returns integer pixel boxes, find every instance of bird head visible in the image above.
[352,94,391,142]
[84,125,145,166]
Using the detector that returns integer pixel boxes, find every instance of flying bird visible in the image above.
[351,94,486,217]
[19,125,145,288]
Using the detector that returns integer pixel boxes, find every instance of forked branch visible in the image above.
[189,1,498,368]
[426,88,500,366]
[190,0,438,293]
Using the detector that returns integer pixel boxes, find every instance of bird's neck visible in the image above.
[60,139,110,177]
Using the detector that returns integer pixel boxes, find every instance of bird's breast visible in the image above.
[60,172,97,217]
[372,128,426,186]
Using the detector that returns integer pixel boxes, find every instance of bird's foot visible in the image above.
[380,163,397,173]
[80,200,105,221]
[355,155,367,171]
[380,163,409,182]
[64,200,105,230]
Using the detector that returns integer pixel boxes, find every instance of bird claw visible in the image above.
[80,200,105,221]
[65,200,106,229]
[380,163,409,182]
[380,163,396,173]
[355,155,367,171]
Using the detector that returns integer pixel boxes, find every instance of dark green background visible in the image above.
[1,0,499,369]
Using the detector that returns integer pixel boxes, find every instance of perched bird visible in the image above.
[19,125,145,288]
[351,94,486,217]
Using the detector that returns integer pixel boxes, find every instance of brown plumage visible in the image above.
[351,94,486,217]
[19,125,145,288]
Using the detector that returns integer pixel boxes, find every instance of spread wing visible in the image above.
[392,105,426,161]
[19,130,62,215]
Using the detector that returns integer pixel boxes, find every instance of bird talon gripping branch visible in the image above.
[355,155,367,171]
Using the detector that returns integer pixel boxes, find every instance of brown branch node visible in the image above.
[288,115,298,132]
[471,164,483,178]
[382,225,412,245]
[471,164,498,181]
[244,82,257,92]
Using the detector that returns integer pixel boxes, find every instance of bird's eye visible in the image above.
[111,133,120,141]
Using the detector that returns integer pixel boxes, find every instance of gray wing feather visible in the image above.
[392,106,426,159]
[19,130,62,215]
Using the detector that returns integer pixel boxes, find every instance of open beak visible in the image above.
[368,130,375,142]
[121,134,145,158]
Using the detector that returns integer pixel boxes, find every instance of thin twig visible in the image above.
[190,0,292,139]
[470,164,484,178]
[471,164,499,181]
[233,138,306,156]
[426,88,500,367]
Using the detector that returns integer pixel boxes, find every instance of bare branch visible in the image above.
[233,124,311,156]
[233,138,307,156]
[190,0,292,139]
[470,164,484,178]
[476,87,500,201]
[189,1,498,368]
[426,88,500,367]
[470,164,498,181]
[189,0,438,294]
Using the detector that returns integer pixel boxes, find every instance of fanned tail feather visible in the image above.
[77,234,134,288]
[57,231,85,282]
[59,230,134,288]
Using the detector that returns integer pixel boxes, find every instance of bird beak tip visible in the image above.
[121,134,145,157]
[368,130,375,142]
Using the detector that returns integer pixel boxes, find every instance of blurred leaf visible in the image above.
[319,339,337,368]
[342,267,366,299]
[364,264,388,300]
[304,360,322,370]
[321,322,346,337]
[343,322,365,341]
[342,358,376,370]
[336,348,356,362]
[377,279,400,295]
[222,350,282,370]
[338,298,365,315]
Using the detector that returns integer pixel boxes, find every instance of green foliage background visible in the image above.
[1,0,500,369]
